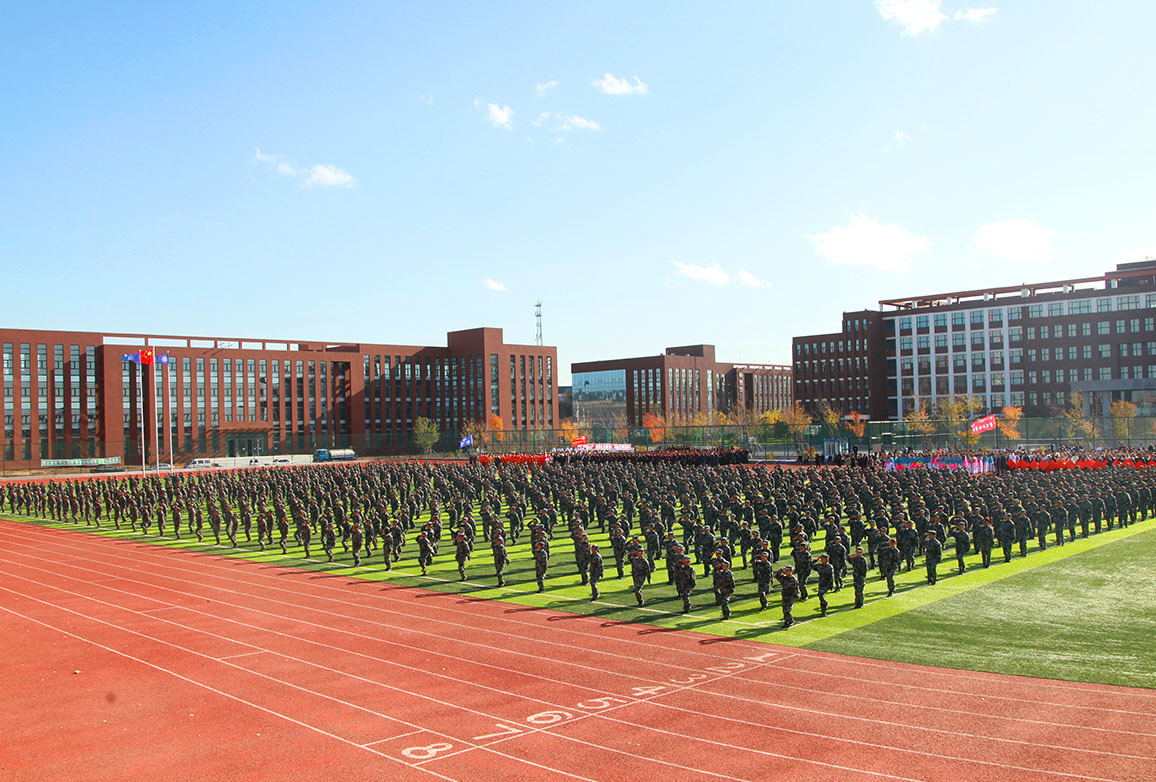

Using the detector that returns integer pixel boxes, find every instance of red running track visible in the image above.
[0,519,1153,782]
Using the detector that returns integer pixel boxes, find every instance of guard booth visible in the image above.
[823,439,850,460]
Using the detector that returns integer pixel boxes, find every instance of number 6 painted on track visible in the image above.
[402,742,453,760]
[526,710,572,725]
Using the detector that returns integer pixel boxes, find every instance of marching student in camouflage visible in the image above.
[814,553,835,617]
[850,546,868,608]
[588,544,604,600]
[752,550,773,610]
[924,531,942,585]
[533,541,549,592]
[674,556,697,613]
[774,565,799,629]
[491,535,510,587]
[454,532,471,581]
[629,551,651,607]
[974,518,995,568]
[950,521,971,574]
[713,560,736,620]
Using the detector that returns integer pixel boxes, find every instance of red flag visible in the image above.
[970,414,997,434]
[571,435,587,447]
[140,348,154,366]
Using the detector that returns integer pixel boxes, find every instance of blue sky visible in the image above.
[3,1,1154,382]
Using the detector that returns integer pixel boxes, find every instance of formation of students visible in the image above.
[5,453,1154,629]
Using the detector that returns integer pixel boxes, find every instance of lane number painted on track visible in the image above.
[402,742,454,760]
[419,656,777,758]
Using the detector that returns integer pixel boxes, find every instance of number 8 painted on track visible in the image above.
[402,742,454,760]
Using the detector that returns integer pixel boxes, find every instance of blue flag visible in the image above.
[459,435,473,449]
[121,352,141,364]
[157,353,171,365]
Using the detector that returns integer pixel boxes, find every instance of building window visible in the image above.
[1069,300,1091,315]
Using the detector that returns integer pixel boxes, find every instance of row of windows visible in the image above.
[892,293,1156,333]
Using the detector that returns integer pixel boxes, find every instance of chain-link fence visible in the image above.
[3,414,1153,477]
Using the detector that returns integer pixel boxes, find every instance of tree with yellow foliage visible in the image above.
[781,402,812,450]
[997,405,1022,441]
[1109,399,1138,443]
[903,401,935,448]
[845,410,866,439]
[487,413,505,442]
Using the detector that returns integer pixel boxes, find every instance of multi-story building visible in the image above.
[0,326,556,467]
[792,261,1156,420]
[791,310,888,420]
[571,344,792,426]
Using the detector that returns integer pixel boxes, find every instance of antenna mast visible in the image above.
[535,300,543,346]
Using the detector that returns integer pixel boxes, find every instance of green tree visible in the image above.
[412,416,440,454]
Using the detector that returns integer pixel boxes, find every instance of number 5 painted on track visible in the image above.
[576,696,628,710]
[402,742,453,760]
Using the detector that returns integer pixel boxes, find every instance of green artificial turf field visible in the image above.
[809,523,1156,689]
[6,502,1156,688]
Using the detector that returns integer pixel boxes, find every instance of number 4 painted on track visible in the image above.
[630,685,667,698]
[744,652,780,662]
[472,723,524,741]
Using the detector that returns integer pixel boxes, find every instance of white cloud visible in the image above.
[893,129,913,146]
[670,263,774,289]
[875,0,948,36]
[483,278,507,291]
[558,114,601,131]
[255,149,353,187]
[553,137,565,144]
[810,212,932,272]
[737,270,773,288]
[593,73,648,95]
[254,148,296,175]
[536,80,559,97]
[954,7,997,23]
[532,111,550,127]
[972,219,1055,263]
[304,164,354,188]
[418,94,434,106]
[673,262,731,286]
[485,102,514,129]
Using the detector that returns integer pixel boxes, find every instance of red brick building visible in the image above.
[792,261,1156,421]
[0,326,556,467]
[571,344,791,427]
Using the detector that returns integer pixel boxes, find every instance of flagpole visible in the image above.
[138,361,145,474]
[152,361,160,472]
[167,361,174,469]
